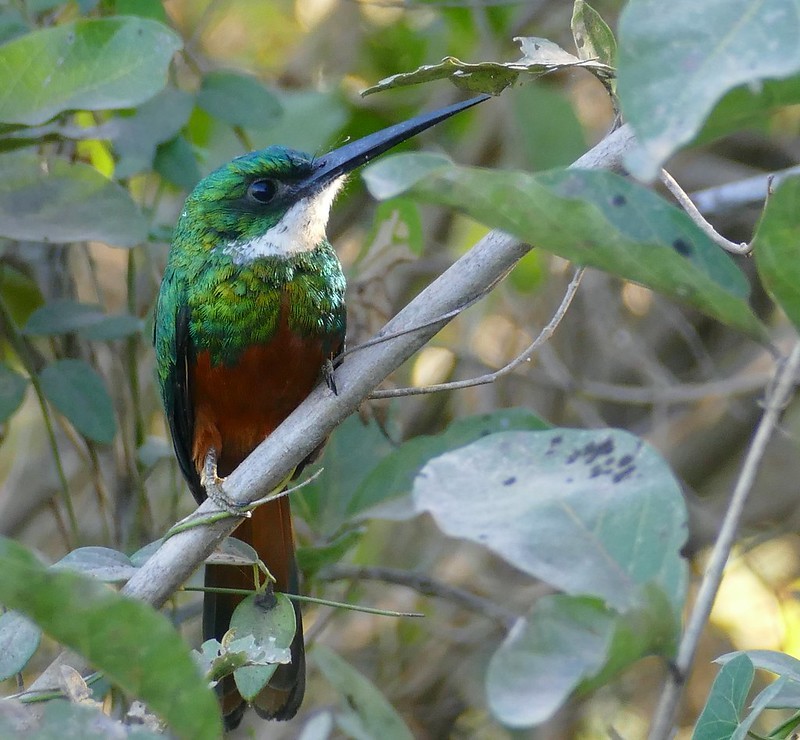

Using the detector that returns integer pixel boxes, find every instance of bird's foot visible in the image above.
[201,450,250,517]
[323,358,338,395]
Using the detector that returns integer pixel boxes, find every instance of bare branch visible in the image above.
[648,340,800,740]
[29,122,637,693]
[691,164,800,216]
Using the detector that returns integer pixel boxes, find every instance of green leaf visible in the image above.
[699,75,800,146]
[571,1,617,67]
[0,17,182,126]
[0,153,148,247]
[79,314,143,341]
[487,590,677,727]
[296,528,364,577]
[314,645,414,740]
[0,8,26,47]
[39,359,116,444]
[154,135,201,191]
[129,539,163,568]
[413,429,688,612]
[197,71,283,130]
[0,610,41,681]
[618,0,800,178]
[352,409,549,520]
[0,263,43,326]
[294,416,395,538]
[361,37,614,98]
[512,83,587,172]
[0,362,27,423]
[115,0,169,23]
[362,152,450,201]
[360,198,424,261]
[26,0,68,12]
[0,537,222,739]
[364,158,766,339]
[22,300,142,340]
[23,300,104,334]
[753,177,800,331]
[190,89,347,174]
[206,537,260,567]
[230,592,296,701]
[112,87,194,179]
[362,56,520,97]
[52,547,137,584]
[692,653,754,740]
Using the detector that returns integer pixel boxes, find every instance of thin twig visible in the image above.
[370,267,584,399]
[181,585,424,618]
[577,370,776,405]
[660,169,751,255]
[690,164,800,216]
[648,340,800,740]
[319,564,520,628]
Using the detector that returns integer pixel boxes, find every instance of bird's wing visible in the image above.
[155,274,204,503]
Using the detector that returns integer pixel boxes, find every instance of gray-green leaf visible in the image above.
[487,591,678,727]
[753,176,800,332]
[618,0,800,178]
[0,153,148,247]
[0,362,27,423]
[314,646,413,740]
[571,0,617,67]
[197,71,283,130]
[52,547,137,584]
[363,157,766,339]
[692,653,754,740]
[231,593,295,701]
[39,359,116,444]
[0,610,41,681]
[112,87,194,179]
[23,300,143,339]
[0,17,182,126]
[0,537,222,739]
[413,429,687,612]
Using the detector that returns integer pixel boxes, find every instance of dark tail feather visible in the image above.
[203,497,305,728]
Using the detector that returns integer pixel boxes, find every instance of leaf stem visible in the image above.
[183,585,424,618]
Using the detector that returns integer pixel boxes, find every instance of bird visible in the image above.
[153,94,488,729]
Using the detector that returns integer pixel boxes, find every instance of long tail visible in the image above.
[204,496,305,728]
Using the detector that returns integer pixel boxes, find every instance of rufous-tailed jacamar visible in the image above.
[154,95,487,728]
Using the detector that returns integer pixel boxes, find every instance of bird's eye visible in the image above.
[247,179,278,203]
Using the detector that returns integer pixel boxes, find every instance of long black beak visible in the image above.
[303,95,489,192]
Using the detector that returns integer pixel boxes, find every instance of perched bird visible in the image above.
[154,95,487,728]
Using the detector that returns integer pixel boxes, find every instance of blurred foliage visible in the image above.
[1,0,800,738]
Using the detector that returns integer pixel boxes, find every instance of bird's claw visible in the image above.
[323,358,338,395]
[201,452,250,517]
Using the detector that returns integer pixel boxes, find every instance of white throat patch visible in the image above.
[223,177,344,263]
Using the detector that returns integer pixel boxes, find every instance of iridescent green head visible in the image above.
[174,95,489,261]
[178,147,337,261]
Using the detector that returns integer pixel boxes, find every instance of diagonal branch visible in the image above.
[29,123,637,692]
